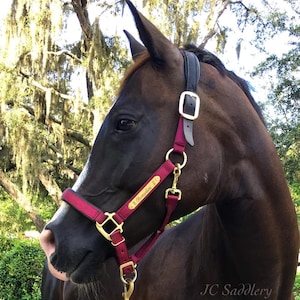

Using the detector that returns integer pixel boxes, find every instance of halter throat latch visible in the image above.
[180,50,201,146]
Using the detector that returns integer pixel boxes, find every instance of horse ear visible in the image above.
[126,0,180,66]
[124,30,146,61]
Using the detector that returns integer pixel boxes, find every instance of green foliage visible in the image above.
[0,236,45,300]
[253,4,299,187]
[0,189,33,236]
[142,0,216,45]
[294,272,300,300]
[0,187,57,236]
[0,0,94,230]
[268,120,300,184]
[290,184,300,228]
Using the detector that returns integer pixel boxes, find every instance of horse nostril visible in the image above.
[40,228,70,282]
[39,228,56,258]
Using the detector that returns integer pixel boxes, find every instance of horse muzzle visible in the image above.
[40,228,70,281]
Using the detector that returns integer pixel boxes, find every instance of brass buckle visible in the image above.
[122,278,135,300]
[95,212,124,241]
[111,236,125,247]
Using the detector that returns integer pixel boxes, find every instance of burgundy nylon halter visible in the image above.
[61,51,200,290]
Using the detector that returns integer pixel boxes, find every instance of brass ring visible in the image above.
[121,269,138,285]
[165,148,187,169]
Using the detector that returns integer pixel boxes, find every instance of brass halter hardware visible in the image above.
[165,148,187,169]
[120,261,137,300]
[122,278,135,300]
[96,212,124,242]
[165,163,183,200]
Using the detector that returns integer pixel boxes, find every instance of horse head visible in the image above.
[40,0,297,290]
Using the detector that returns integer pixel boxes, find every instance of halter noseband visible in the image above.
[61,51,200,299]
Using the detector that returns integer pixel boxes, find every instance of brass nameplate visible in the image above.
[128,176,161,210]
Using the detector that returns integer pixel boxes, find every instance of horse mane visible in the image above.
[119,44,265,125]
[183,44,266,125]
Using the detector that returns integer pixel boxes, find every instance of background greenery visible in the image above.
[0,0,299,298]
[294,273,300,300]
[0,236,44,300]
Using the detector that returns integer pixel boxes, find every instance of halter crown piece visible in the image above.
[61,51,200,300]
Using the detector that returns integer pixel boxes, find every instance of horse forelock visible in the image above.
[117,52,150,97]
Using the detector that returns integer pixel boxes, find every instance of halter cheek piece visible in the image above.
[62,51,200,300]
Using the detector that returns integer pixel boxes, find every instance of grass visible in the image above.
[294,271,300,299]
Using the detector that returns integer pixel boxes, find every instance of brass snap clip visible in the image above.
[120,261,137,300]
[165,163,183,200]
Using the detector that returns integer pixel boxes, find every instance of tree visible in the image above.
[252,4,300,185]
[140,0,231,47]
[0,0,298,232]
[0,0,128,232]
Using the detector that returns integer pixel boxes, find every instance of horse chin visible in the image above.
[47,256,102,284]
[69,268,102,284]
[69,255,105,284]
[71,255,119,284]
[47,260,70,282]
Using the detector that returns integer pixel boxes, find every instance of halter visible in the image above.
[61,51,200,300]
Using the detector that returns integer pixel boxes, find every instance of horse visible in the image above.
[40,0,299,299]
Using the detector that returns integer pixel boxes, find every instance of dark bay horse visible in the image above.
[40,1,299,299]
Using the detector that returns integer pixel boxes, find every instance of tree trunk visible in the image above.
[0,171,46,232]
[71,0,94,102]
[39,170,62,207]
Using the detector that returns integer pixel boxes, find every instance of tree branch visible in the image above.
[200,0,231,48]
[67,128,91,147]
[71,0,93,44]
[39,170,62,207]
[19,70,74,100]
[0,171,46,232]
[18,74,92,148]
[47,49,82,63]
[71,0,94,101]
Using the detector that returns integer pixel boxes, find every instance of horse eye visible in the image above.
[116,119,137,131]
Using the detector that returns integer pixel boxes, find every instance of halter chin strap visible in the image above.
[61,51,200,299]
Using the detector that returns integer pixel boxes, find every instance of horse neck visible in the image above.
[192,205,237,281]
[197,63,290,204]
[191,65,298,290]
